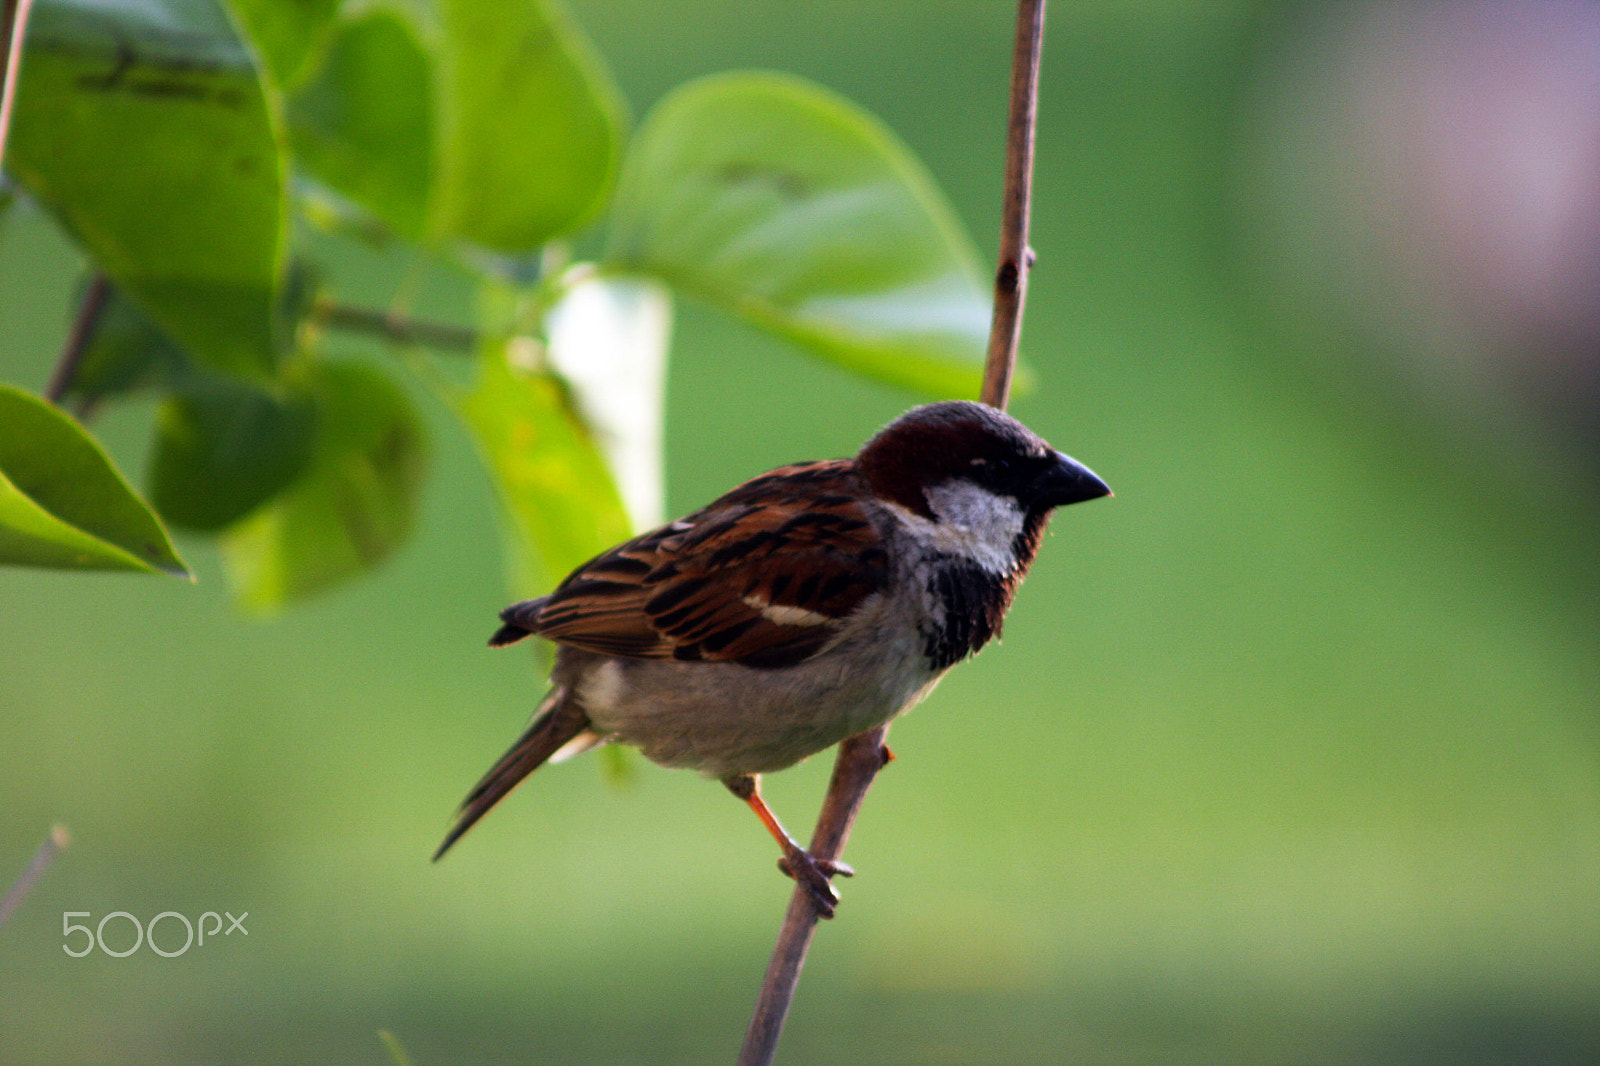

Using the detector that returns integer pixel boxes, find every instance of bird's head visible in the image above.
[856,400,1110,573]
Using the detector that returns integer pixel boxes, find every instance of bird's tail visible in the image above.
[434,688,592,861]
[488,595,550,647]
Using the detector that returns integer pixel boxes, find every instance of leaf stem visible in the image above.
[736,3,1046,1064]
[44,273,110,406]
[315,299,479,353]
[0,0,35,173]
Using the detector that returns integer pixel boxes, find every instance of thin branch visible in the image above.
[737,735,892,1065]
[315,299,479,353]
[44,273,110,405]
[982,0,1046,411]
[46,289,478,410]
[0,0,36,173]
[0,824,70,928]
[736,3,1047,1063]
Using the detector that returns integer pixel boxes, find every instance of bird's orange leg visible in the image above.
[724,774,853,918]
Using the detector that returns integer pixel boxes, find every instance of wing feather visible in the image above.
[492,460,889,669]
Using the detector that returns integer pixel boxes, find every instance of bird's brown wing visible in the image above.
[495,460,890,669]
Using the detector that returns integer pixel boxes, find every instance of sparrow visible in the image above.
[435,400,1110,916]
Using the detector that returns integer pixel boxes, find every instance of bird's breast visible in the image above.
[566,590,944,778]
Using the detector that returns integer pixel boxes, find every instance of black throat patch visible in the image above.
[918,509,1051,671]
[921,560,1012,670]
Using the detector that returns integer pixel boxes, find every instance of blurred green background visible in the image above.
[4,2,1598,1064]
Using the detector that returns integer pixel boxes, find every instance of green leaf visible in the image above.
[287,0,626,252]
[427,0,626,250]
[607,71,989,396]
[63,282,191,406]
[223,0,340,90]
[222,361,425,610]
[62,274,324,533]
[287,8,432,239]
[449,337,631,596]
[7,0,287,378]
[0,385,190,575]
[150,379,318,531]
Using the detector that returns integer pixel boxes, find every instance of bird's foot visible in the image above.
[777,849,855,919]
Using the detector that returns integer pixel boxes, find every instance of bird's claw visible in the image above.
[777,850,854,918]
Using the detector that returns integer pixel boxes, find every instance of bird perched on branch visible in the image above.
[436,400,1109,916]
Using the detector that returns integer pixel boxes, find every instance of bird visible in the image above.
[435,400,1110,916]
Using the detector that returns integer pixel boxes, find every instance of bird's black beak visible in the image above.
[1035,450,1112,508]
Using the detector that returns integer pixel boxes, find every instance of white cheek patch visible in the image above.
[741,595,835,627]
[890,480,1025,575]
